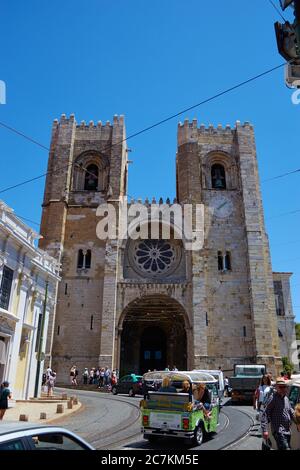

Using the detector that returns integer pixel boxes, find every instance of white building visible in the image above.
[273,273,299,372]
[0,201,60,399]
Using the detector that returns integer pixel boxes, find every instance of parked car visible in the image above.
[111,373,143,397]
[0,423,95,450]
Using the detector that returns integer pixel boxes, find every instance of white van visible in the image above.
[193,370,224,397]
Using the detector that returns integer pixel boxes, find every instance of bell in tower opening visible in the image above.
[211,164,226,189]
[84,164,99,191]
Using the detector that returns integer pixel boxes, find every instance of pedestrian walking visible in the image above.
[46,365,52,379]
[99,368,105,387]
[261,377,295,450]
[104,367,111,386]
[70,365,78,386]
[46,372,56,397]
[82,368,89,385]
[224,376,229,397]
[89,368,95,385]
[0,381,12,420]
[253,375,273,420]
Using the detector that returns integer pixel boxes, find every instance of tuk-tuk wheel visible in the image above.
[112,386,118,395]
[193,423,204,446]
[128,388,135,397]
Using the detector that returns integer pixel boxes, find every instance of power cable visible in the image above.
[15,214,40,227]
[262,168,300,182]
[0,121,49,151]
[267,208,300,220]
[0,61,287,196]
[267,0,287,22]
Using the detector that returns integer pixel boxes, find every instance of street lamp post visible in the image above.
[34,280,48,398]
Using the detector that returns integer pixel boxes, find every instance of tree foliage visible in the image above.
[295,323,300,341]
[282,356,294,375]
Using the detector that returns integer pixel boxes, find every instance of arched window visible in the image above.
[211,164,226,190]
[225,252,231,271]
[77,250,84,269]
[85,250,91,269]
[77,249,92,270]
[84,164,98,191]
[217,251,232,272]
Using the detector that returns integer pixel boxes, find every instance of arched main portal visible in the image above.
[119,296,188,375]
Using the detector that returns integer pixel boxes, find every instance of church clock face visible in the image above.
[209,194,234,219]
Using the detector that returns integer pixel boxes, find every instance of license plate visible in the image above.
[150,412,181,430]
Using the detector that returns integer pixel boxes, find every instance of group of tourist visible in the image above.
[153,377,212,420]
[70,365,119,388]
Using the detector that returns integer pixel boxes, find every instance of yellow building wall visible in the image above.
[14,341,30,398]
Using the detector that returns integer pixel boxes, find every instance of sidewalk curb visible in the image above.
[45,402,83,424]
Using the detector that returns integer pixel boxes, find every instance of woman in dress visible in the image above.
[0,381,12,420]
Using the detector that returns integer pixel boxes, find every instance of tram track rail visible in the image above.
[220,406,257,450]
[58,388,258,450]
[98,404,256,451]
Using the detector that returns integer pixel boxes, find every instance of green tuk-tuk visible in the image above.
[140,371,219,446]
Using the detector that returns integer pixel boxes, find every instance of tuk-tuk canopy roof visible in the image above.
[142,370,217,384]
[289,375,300,387]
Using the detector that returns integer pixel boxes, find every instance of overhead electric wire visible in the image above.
[267,208,300,220]
[262,168,300,182]
[0,61,296,227]
[0,61,287,196]
[267,0,287,22]
[0,162,75,195]
[0,121,50,151]
[15,214,40,227]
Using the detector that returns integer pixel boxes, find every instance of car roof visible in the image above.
[0,422,59,436]
[0,421,95,449]
[120,373,142,378]
[289,376,300,387]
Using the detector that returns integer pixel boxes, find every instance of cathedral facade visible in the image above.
[39,114,298,381]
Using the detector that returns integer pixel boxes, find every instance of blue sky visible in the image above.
[0,0,299,321]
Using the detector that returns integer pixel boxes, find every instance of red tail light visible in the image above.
[143,415,149,426]
[182,418,190,430]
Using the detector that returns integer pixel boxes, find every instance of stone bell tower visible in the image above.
[39,114,128,377]
[176,120,281,374]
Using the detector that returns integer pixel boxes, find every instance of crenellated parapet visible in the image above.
[52,113,125,129]
[51,114,125,144]
[177,119,253,146]
[127,197,178,207]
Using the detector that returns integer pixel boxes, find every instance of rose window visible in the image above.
[133,240,176,275]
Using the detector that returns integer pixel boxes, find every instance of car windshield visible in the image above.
[235,366,265,376]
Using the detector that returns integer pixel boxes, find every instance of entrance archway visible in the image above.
[119,295,188,375]
[140,327,166,373]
